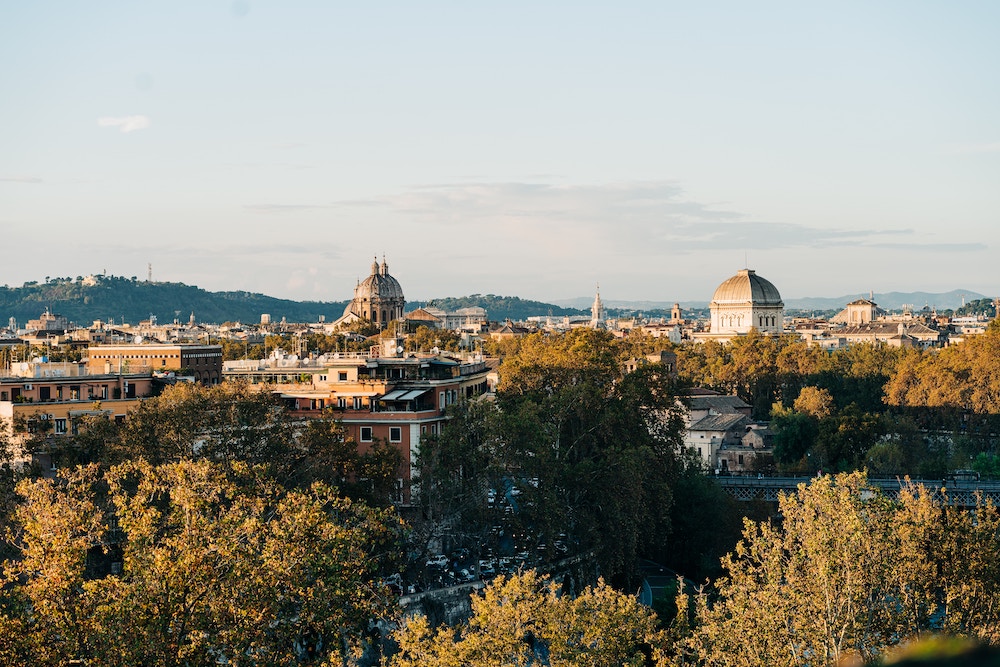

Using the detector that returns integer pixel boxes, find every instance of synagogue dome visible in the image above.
[709,269,784,336]
[711,269,783,306]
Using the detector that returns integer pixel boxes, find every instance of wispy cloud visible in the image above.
[0,175,42,183]
[336,180,965,256]
[97,115,151,133]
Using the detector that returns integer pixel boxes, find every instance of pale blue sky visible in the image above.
[2,2,998,303]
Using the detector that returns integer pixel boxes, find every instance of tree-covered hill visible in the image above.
[411,294,586,322]
[0,276,347,326]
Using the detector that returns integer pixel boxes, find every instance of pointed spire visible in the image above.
[380,254,388,276]
[591,283,606,325]
[371,255,379,275]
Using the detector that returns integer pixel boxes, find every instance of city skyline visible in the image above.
[2,2,998,303]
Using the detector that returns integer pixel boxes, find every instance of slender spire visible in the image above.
[591,283,606,325]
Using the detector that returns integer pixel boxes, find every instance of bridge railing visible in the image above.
[715,474,1000,506]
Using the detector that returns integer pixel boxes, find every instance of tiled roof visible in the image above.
[686,395,751,413]
[689,413,749,432]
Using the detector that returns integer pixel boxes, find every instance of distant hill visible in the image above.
[4,276,987,329]
[784,290,987,312]
[1,276,347,327]
[553,297,708,311]
[555,290,989,313]
[410,295,585,322]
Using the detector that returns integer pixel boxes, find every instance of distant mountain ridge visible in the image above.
[1,276,988,328]
[784,290,988,312]
[553,290,989,313]
[1,276,347,327]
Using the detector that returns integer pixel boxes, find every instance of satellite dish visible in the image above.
[396,346,404,354]
[133,335,143,344]
[431,346,440,355]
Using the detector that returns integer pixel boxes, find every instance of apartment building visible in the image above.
[87,343,223,385]
[224,346,491,506]
[0,362,154,469]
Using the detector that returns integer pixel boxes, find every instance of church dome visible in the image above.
[356,258,404,301]
[340,256,406,329]
[711,269,783,306]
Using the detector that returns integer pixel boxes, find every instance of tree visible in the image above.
[0,460,405,666]
[494,330,686,582]
[413,399,504,562]
[390,571,661,667]
[769,404,819,469]
[106,381,293,467]
[793,385,834,419]
[293,410,402,506]
[886,322,1000,435]
[414,329,688,583]
[813,403,885,472]
[405,325,461,353]
[675,473,1000,667]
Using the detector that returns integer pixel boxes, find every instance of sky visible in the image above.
[2,2,998,305]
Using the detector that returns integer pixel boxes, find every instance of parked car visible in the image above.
[426,554,448,568]
[479,559,497,578]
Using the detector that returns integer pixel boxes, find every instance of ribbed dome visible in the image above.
[357,272,404,300]
[355,258,404,301]
[711,269,783,306]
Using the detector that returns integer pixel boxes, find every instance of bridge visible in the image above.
[715,475,1000,507]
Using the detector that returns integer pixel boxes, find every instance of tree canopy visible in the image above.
[674,472,1000,667]
[0,459,404,666]
[390,571,662,667]
[417,328,690,583]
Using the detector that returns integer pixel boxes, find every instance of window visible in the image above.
[337,397,347,409]
[353,397,363,410]
[338,372,348,381]
[360,427,373,442]
[54,419,67,435]
[389,427,402,442]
